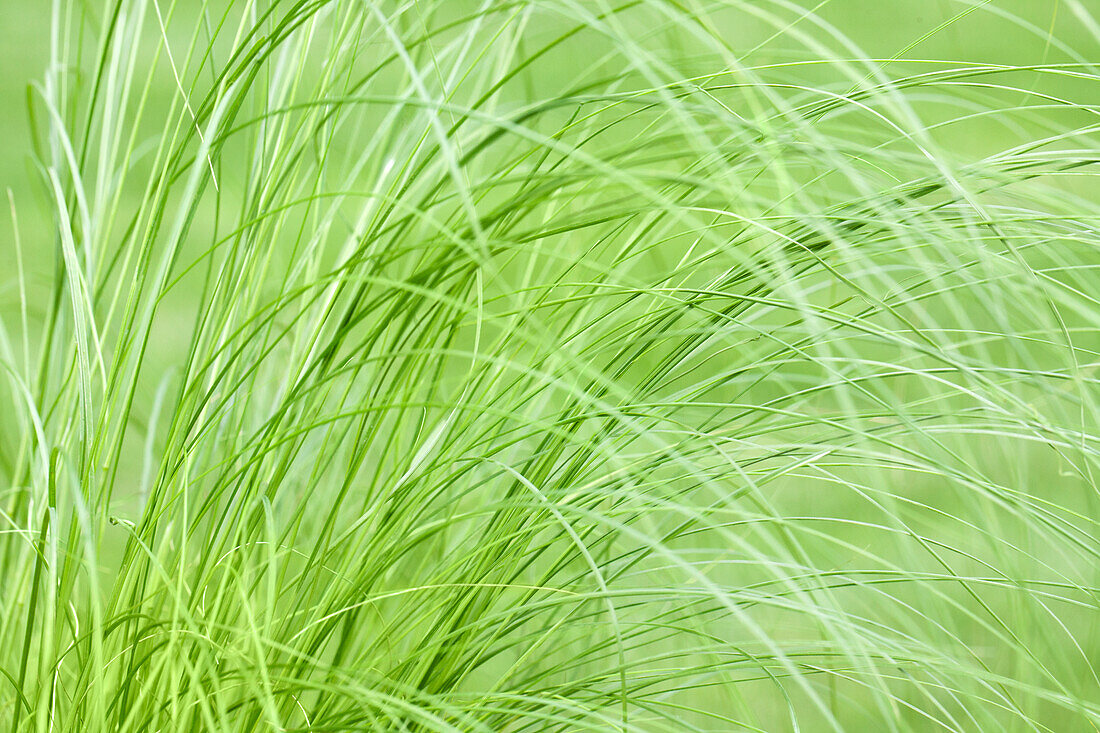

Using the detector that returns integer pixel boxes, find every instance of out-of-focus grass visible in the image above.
[0,1,1098,731]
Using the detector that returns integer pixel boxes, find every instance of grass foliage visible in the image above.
[2,0,1099,730]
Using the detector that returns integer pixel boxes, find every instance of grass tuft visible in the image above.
[1,1,1098,730]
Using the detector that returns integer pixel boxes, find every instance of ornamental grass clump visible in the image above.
[1,0,1098,730]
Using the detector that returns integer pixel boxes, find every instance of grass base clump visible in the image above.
[1,1,1098,730]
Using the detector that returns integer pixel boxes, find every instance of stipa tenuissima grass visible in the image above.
[1,0,1098,730]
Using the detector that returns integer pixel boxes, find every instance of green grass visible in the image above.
[1,0,1098,730]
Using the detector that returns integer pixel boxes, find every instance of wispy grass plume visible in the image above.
[2,0,1099,730]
